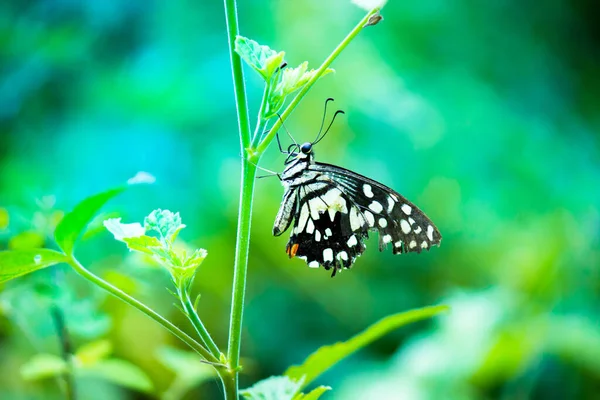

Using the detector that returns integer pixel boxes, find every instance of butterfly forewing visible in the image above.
[310,162,442,254]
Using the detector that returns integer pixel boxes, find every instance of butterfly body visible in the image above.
[273,142,441,276]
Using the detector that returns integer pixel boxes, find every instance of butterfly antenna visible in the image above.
[276,112,298,147]
[313,97,335,143]
[314,109,345,145]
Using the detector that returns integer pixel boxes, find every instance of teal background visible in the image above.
[1,0,599,399]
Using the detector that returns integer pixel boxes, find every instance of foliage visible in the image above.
[1,0,599,399]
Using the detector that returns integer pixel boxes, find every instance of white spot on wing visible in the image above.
[421,241,428,248]
[409,240,417,248]
[350,206,364,231]
[347,235,358,247]
[401,204,412,215]
[427,225,434,241]
[308,261,320,268]
[306,219,315,234]
[297,204,309,233]
[364,210,375,227]
[325,228,332,237]
[323,248,334,263]
[400,219,411,234]
[338,251,348,261]
[408,217,416,225]
[378,218,388,228]
[414,226,422,234]
[394,240,403,247]
[383,234,392,244]
[363,184,374,198]
[368,201,383,213]
[315,230,321,242]
[387,196,395,213]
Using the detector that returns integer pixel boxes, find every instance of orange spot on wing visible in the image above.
[288,243,299,258]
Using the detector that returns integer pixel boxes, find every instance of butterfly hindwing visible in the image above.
[283,181,368,275]
[310,162,442,254]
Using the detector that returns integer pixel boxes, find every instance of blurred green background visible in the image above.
[1,0,599,399]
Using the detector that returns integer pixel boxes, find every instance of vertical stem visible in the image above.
[50,306,76,400]
[227,159,257,395]
[223,0,252,151]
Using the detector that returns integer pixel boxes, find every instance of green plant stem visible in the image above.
[224,0,252,151]
[250,84,271,148]
[227,159,257,393]
[67,256,222,366]
[179,286,221,358]
[255,7,381,155]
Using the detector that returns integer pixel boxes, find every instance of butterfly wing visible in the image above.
[310,162,442,254]
[281,179,368,276]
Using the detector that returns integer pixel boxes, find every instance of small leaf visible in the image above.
[0,249,68,283]
[294,386,331,400]
[285,305,449,388]
[20,354,67,381]
[123,236,163,254]
[241,376,304,400]
[54,187,125,255]
[103,218,146,241]
[235,36,285,80]
[81,359,154,393]
[266,64,334,118]
[75,339,112,366]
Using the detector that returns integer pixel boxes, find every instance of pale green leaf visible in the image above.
[75,339,112,366]
[285,305,449,388]
[55,187,125,255]
[235,36,285,80]
[20,354,67,381]
[123,236,163,254]
[294,386,331,400]
[241,376,304,400]
[0,249,68,283]
[103,218,146,240]
[81,358,154,393]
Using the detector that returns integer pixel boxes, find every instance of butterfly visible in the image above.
[272,99,441,277]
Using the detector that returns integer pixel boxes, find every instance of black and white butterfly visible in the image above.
[272,99,441,277]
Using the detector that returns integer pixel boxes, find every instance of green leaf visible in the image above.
[241,376,304,400]
[294,386,331,400]
[103,218,146,241]
[285,305,449,388]
[0,249,68,283]
[123,236,163,254]
[235,36,285,80]
[20,354,67,381]
[75,339,112,366]
[54,187,126,255]
[81,358,154,393]
[265,63,334,118]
